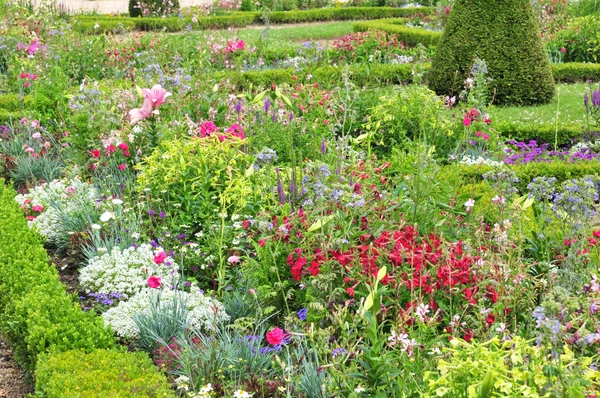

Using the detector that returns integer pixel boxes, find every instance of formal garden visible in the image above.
[3,0,600,396]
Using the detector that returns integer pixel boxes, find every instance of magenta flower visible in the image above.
[147,275,162,289]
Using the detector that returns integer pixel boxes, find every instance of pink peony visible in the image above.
[154,251,167,264]
[142,84,172,109]
[147,275,162,289]
[266,327,285,346]
[463,116,471,127]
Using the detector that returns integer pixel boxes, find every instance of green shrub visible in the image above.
[228,63,420,88]
[549,16,600,63]
[353,19,441,47]
[0,182,114,369]
[453,160,600,193]
[551,62,600,82]
[429,0,555,105]
[129,0,180,18]
[36,349,175,398]
[0,109,21,124]
[265,6,435,23]
[0,94,32,111]
[494,122,584,146]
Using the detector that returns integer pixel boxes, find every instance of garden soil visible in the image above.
[0,339,32,398]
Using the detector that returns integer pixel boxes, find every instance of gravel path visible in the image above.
[0,339,31,398]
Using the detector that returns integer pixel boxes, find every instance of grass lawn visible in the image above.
[491,82,591,128]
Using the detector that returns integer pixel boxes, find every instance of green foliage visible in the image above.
[454,160,600,193]
[424,337,597,397]
[549,16,600,63]
[35,349,175,398]
[137,136,252,230]
[0,94,32,111]
[429,0,555,105]
[353,18,442,47]
[494,122,583,146]
[0,182,114,369]
[568,0,600,16]
[229,62,420,89]
[74,7,434,34]
[551,62,600,82]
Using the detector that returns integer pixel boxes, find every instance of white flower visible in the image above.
[464,198,475,212]
[91,224,101,230]
[233,390,253,398]
[93,23,100,30]
[131,232,140,240]
[199,384,213,394]
[102,285,229,339]
[100,211,115,222]
[491,195,506,205]
[415,303,430,322]
[111,198,123,205]
[354,386,366,393]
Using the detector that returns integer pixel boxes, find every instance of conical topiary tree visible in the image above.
[428,0,555,106]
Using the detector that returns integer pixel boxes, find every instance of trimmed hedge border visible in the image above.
[494,122,585,146]
[226,62,423,87]
[453,160,600,193]
[353,18,441,47]
[0,182,173,396]
[72,6,435,33]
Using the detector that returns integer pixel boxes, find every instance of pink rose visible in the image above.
[266,327,285,346]
[154,251,167,264]
[147,275,162,289]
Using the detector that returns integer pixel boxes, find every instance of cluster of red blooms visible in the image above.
[20,198,44,221]
[463,108,491,127]
[332,30,406,59]
[19,72,38,88]
[565,229,600,254]
[88,142,130,171]
[225,40,245,53]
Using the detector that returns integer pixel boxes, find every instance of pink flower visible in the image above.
[560,47,566,53]
[475,131,483,137]
[154,251,167,264]
[142,84,172,110]
[483,134,490,140]
[199,121,218,137]
[118,142,129,152]
[32,205,44,212]
[227,255,240,264]
[117,164,127,171]
[32,132,41,139]
[227,123,245,140]
[129,98,154,124]
[483,116,492,124]
[463,116,471,126]
[147,275,162,289]
[24,147,34,153]
[266,327,285,345]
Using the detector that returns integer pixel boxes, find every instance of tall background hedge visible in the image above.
[428,0,555,105]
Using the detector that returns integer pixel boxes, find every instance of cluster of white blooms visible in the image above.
[14,178,98,244]
[79,244,180,298]
[102,285,229,338]
[459,155,503,168]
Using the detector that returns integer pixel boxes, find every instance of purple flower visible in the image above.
[532,307,545,328]
[321,138,327,155]
[297,308,307,321]
[159,211,166,219]
[590,302,599,315]
[264,98,271,113]
[331,347,348,357]
[148,210,155,216]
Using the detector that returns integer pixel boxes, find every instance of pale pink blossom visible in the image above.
[142,84,171,109]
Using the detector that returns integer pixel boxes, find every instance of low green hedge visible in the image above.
[73,6,434,33]
[0,182,172,395]
[36,349,175,398]
[227,62,423,88]
[494,122,584,146]
[0,94,32,111]
[0,109,21,124]
[551,62,600,83]
[353,18,442,47]
[454,160,600,193]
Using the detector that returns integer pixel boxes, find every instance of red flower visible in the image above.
[32,205,44,213]
[154,251,167,264]
[463,115,471,126]
[485,312,495,326]
[147,275,161,289]
[105,144,116,155]
[118,142,129,152]
[463,331,473,342]
[266,327,284,345]
[92,149,101,158]
[594,230,600,239]
[346,287,355,296]
[117,164,127,171]
[258,239,266,247]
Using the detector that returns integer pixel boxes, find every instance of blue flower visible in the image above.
[297,308,307,321]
